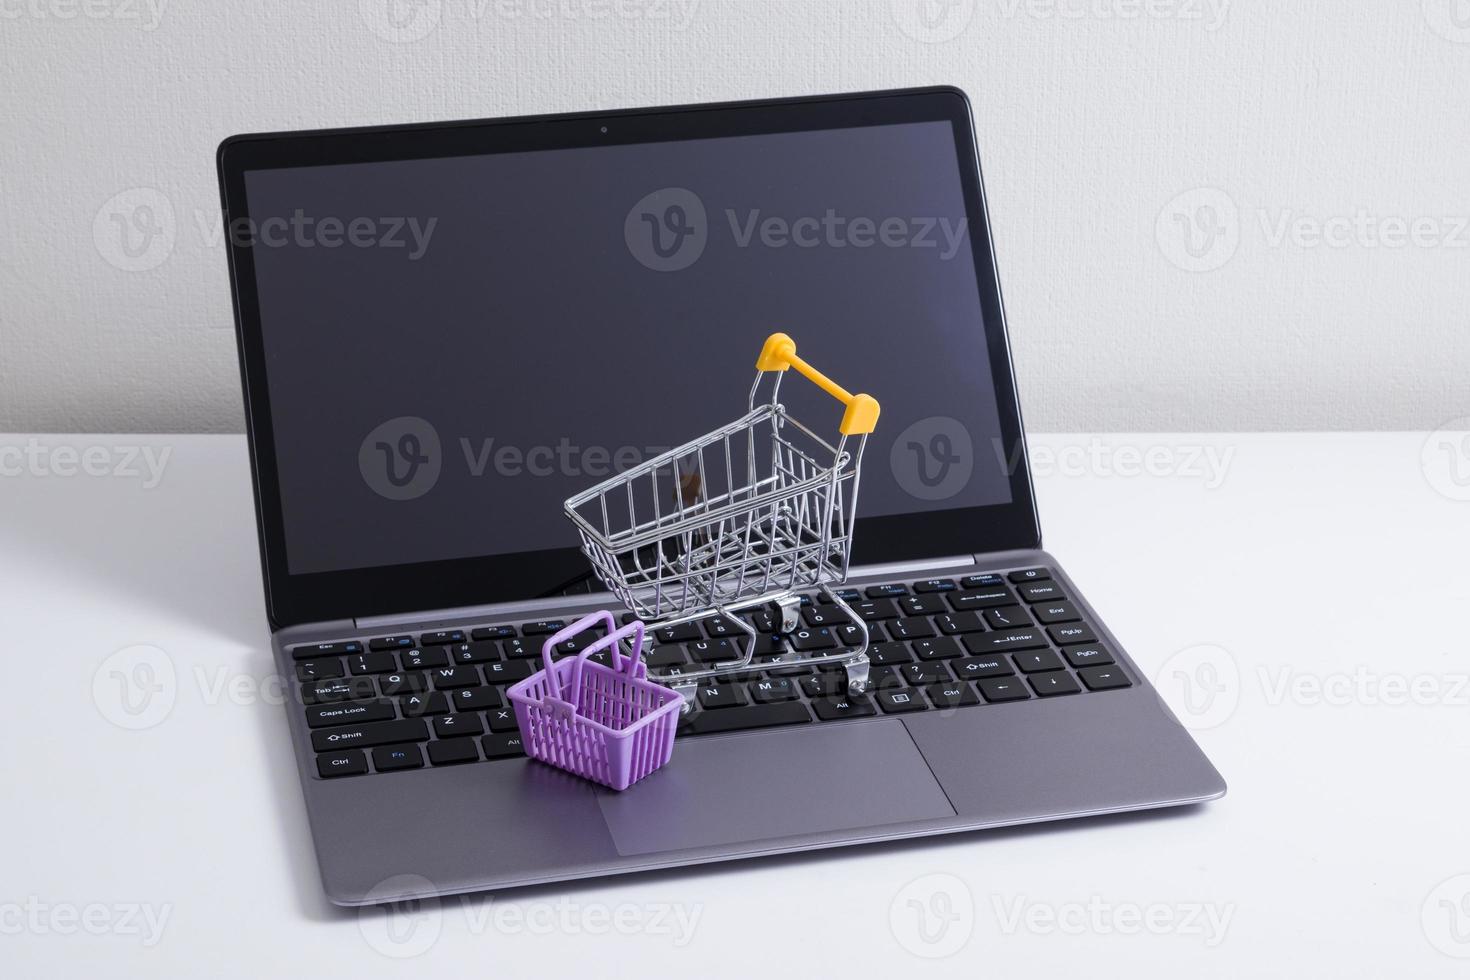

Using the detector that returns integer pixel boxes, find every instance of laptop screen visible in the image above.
[241,118,1014,580]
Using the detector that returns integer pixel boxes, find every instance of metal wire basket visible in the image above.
[564,332,881,698]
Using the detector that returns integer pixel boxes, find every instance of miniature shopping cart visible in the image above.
[506,611,684,791]
[564,332,881,704]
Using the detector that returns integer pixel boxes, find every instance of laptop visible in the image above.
[217,86,1225,906]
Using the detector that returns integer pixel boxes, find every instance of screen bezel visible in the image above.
[217,87,1040,630]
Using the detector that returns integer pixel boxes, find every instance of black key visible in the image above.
[960,573,1004,588]
[301,677,377,704]
[1008,567,1052,583]
[865,583,908,598]
[852,599,898,622]
[449,641,499,665]
[401,648,449,670]
[485,707,520,733]
[306,700,395,729]
[296,659,344,682]
[311,718,427,752]
[428,739,480,766]
[876,689,928,714]
[833,621,871,648]
[645,645,689,669]
[803,605,844,627]
[501,637,541,660]
[825,588,862,603]
[952,656,1014,679]
[925,682,980,708]
[811,696,877,721]
[1030,672,1081,697]
[379,671,426,696]
[949,588,1015,611]
[399,692,449,716]
[888,617,936,640]
[964,630,1048,655]
[348,651,398,675]
[555,634,592,655]
[654,622,701,643]
[983,605,1032,630]
[800,673,844,698]
[868,665,906,690]
[520,620,567,636]
[899,662,950,686]
[471,625,517,641]
[868,642,914,667]
[451,686,502,711]
[1078,665,1132,691]
[898,593,949,617]
[483,660,535,684]
[1033,602,1081,625]
[935,612,986,635]
[748,608,780,633]
[749,677,798,703]
[705,616,744,639]
[687,639,739,664]
[912,578,957,593]
[683,701,810,735]
[372,743,424,771]
[316,750,367,778]
[369,635,416,651]
[1013,650,1065,673]
[912,637,963,661]
[431,666,482,690]
[790,627,837,652]
[419,629,466,646]
[697,684,747,710]
[292,640,362,661]
[481,733,524,758]
[1019,582,1065,603]
[433,713,485,738]
[977,677,1030,703]
[1063,645,1114,669]
[1049,624,1097,646]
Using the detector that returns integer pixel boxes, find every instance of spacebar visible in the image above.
[684,702,811,736]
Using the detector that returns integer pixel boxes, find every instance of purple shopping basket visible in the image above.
[506,611,683,791]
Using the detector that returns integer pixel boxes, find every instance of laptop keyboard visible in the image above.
[296,567,1133,779]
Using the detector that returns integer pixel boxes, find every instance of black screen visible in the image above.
[243,120,1012,576]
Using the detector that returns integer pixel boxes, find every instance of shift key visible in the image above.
[311,718,428,753]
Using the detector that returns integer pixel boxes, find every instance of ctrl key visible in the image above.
[316,750,367,778]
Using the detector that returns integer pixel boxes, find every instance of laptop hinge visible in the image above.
[354,554,984,631]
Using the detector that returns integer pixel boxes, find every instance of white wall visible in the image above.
[1,0,1466,434]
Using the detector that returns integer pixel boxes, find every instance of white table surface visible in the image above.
[3,431,1467,977]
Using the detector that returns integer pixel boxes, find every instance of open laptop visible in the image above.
[218,86,1225,906]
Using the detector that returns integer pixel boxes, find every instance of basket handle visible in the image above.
[539,611,649,702]
[756,332,880,436]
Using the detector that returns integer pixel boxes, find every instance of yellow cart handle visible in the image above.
[756,332,880,436]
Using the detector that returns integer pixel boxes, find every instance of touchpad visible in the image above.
[596,721,956,856]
